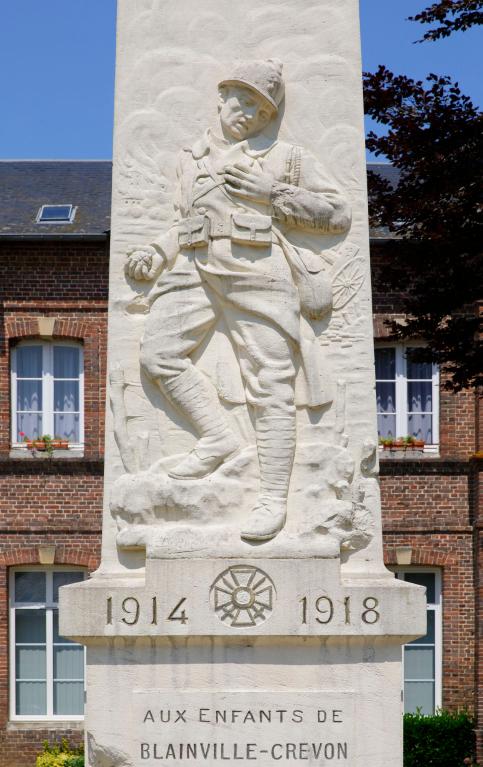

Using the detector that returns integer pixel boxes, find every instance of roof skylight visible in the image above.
[37,205,75,224]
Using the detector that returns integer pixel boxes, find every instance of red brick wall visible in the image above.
[0,545,101,767]
[384,531,476,712]
[0,241,106,766]
[0,462,103,532]
[381,470,472,529]
[373,242,480,749]
[0,237,480,766]
[371,243,478,461]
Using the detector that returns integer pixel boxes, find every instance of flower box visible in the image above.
[380,439,425,452]
[26,439,69,451]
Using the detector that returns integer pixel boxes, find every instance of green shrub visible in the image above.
[36,739,84,767]
[404,710,476,767]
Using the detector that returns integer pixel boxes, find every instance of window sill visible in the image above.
[9,447,85,460]
[379,447,439,460]
[8,720,84,731]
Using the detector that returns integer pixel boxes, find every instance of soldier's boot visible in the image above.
[162,368,240,480]
[240,415,296,542]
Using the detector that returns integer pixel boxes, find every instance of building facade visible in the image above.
[0,161,480,766]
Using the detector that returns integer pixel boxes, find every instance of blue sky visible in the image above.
[0,0,480,159]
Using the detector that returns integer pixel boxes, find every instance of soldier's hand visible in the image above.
[224,163,274,205]
[125,246,163,281]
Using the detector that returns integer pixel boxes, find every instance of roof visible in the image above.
[367,162,400,190]
[0,160,396,240]
[0,161,112,239]
[367,162,401,240]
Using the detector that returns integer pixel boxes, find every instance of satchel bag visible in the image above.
[274,229,333,320]
[178,216,210,249]
[231,213,272,247]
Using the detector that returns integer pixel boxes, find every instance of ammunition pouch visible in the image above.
[230,213,272,247]
[178,216,210,249]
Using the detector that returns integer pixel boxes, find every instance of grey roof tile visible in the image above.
[0,161,112,237]
[367,162,401,189]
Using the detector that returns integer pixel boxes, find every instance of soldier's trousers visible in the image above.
[140,278,296,418]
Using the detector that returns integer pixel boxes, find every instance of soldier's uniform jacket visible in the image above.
[148,129,351,407]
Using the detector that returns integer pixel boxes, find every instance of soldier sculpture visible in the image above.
[126,59,351,542]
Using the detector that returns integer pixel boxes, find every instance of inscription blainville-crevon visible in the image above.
[134,690,355,766]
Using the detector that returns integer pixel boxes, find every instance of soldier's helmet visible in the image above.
[219,59,285,115]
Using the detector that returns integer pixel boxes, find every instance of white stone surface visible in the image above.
[59,3,427,766]
[95,0,384,573]
[84,639,406,767]
[60,558,426,638]
[134,690,355,764]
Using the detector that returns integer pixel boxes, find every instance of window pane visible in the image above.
[404,681,434,715]
[53,572,84,604]
[405,646,434,680]
[376,382,396,413]
[404,573,436,603]
[408,413,432,443]
[54,347,80,379]
[17,412,42,442]
[378,413,396,440]
[15,572,46,603]
[16,647,46,680]
[15,610,46,643]
[39,205,73,223]
[54,646,84,679]
[408,382,432,413]
[406,350,433,380]
[53,610,75,644]
[54,412,79,442]
[16,346,43,378]
[54,381,79,412]
[411,611,435,645]
[375,348,395,379]
[16,681,46,715]
[17,380,42,412]
[54,682,84,716]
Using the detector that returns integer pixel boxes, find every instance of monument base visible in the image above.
[83,637,406,767]
[60,558,425,766]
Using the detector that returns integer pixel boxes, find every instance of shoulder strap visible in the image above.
[284,145,302,186]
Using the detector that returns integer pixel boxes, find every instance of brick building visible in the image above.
[0,160,480,766]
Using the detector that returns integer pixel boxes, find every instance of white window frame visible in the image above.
[376,343,440,452]
[36,205,76,224]
[10,340,84,448]
[9,566,86,722]
[394,567,443,713]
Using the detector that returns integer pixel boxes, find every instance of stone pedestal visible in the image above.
[61,558,424,765]
[60,0,426,764]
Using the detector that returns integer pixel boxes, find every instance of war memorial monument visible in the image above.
[60,0,426,764]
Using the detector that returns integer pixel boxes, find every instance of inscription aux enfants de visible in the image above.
[137,697,352,764]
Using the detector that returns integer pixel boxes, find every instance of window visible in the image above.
[9,568,86,720]
[395,569,442,715]
[37,205,75,224]
[11,341,84,447]
[375,346,439,449]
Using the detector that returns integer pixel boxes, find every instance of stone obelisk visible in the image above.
[61,1,425,764]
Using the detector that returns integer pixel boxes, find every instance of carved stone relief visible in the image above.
[110,57,376,559]
[211,565,276,627]
[87,733,133,767]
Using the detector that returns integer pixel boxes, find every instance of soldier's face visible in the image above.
[218,85,273,140]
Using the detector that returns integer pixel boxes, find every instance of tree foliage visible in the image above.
[409,0,483,42]
[364,10,482,391]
